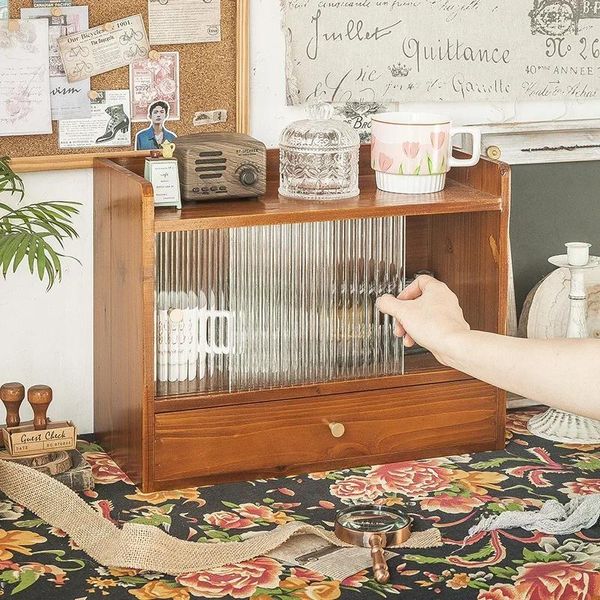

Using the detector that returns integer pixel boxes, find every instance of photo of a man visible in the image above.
[135,100,177,151]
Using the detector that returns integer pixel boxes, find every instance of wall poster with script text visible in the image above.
[281,0,600,105]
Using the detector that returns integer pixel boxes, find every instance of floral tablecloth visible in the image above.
[0,410,599,599]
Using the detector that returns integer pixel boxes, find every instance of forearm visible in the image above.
[440,331,600,420]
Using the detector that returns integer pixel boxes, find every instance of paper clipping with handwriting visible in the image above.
[148,0,221,45]
[21,6,91,120]
[58,14,150,82]
[281,0,600,104]
[0,20,52,136]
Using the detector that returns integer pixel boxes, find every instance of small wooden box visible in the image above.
[2,421,77,457]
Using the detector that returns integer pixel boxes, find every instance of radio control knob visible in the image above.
[239,166,258,187]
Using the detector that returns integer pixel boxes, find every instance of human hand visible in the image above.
[376,275,470,364]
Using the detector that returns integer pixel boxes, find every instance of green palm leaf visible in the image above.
[0,157,24,199]
[0,157,80,290]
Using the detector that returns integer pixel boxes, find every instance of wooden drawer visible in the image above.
[153,380,503,488]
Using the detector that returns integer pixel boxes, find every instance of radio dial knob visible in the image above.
[239,166,258,187]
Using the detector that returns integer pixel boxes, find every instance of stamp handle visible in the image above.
[27,385,52,431]
[0,382,25,428]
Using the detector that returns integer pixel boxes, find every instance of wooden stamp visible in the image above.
[28,385,52,431]
[1,385,76,457]
[0,382,25,428]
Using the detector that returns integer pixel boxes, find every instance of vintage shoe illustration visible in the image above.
[96,104,130,143]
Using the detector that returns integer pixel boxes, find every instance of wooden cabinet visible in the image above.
[94,147,510,492]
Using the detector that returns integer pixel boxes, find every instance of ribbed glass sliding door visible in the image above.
[155,216,405,394]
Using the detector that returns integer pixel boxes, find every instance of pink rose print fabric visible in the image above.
[0,410,598,599]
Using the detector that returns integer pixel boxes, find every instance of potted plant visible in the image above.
[0,157,80,290]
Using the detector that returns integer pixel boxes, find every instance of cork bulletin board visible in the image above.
[1,0,249,172]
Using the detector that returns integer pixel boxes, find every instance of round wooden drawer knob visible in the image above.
[486,145,502,160]
[329,422,346,438]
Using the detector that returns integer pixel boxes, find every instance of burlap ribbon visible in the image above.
[0,459,440,576]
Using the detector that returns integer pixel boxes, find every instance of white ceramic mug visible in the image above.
[371,112,481,194]
[156,290,233,383]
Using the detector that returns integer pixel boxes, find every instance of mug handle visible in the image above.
[200,309,233,355]
[448,127,481,168]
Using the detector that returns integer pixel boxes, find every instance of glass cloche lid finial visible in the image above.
[307,101,335,121]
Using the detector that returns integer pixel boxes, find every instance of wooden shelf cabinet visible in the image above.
[94,147,510,492]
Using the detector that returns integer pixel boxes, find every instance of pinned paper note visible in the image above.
[59,90,131,149]
[148,0,221,45]
[33,0,73,6]
[192,109,227,127]
[129,51,180,122]
[21,6,91,120]
[0,20,52,136]
[57,14,150,82]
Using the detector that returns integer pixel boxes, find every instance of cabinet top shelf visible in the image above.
[101,148,508,232]
[154,175,503,232]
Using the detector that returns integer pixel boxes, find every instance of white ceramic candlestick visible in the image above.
[565,266,587,339]
[566,242,591,267]
[527,243,600,444]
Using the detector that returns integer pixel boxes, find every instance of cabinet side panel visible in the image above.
[94,164,112,457]
[430,211,503,335]
[448,155,505,198]
[94,160,154,486]
[429,198,509,450]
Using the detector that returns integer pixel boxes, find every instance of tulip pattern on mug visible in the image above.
[371,126,450,176]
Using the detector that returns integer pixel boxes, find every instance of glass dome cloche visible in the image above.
[279,103,360,201]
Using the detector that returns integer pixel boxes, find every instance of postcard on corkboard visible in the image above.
[21,6,91,120]
[148,0,221,45]
[0,19,52,136]
[130,51,180,122]
[59,90,131,149]
[58,14,150,82]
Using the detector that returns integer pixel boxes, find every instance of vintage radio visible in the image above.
[173,133,267,201]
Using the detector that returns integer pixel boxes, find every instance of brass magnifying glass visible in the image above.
[335,504,412,584]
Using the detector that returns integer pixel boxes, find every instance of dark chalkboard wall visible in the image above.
[511,161,600,318]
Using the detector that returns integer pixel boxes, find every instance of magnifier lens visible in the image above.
[335,505,412,585]
[336,506,409,533]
